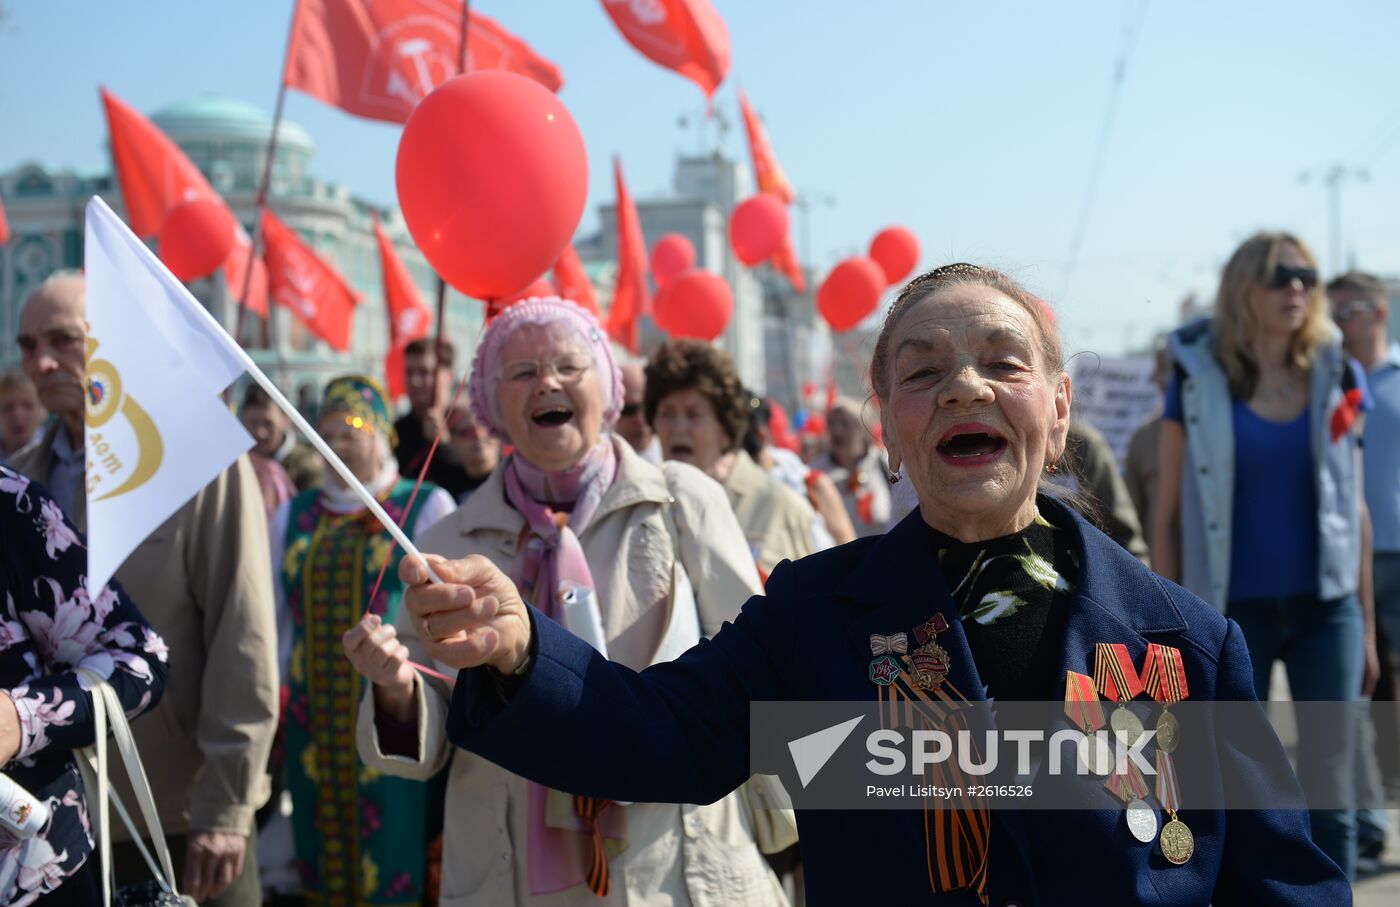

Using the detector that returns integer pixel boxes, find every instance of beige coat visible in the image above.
[358,438,786,906]
[13,424,279,836]
[722,450,816,575]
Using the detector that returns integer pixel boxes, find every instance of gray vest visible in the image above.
[1168,319,1361,609]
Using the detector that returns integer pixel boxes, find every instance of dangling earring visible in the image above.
[1045,461,1060,475]
[886,468,902,485]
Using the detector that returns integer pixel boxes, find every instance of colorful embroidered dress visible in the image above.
[281,478,444,906]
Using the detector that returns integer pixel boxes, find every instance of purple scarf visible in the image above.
[503,440,626,895]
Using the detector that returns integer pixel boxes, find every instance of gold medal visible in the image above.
[1110,706,1144,744]
[1159,816,1194,865]
[1155,709,1179,754]
[1078,732,1113,776]
[910,640,950,691]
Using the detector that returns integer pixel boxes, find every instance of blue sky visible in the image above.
[3,0,1399,356]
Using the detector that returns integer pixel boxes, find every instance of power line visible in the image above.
[1059,0,1150,304]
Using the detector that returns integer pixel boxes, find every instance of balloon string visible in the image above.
[363,364,475,689]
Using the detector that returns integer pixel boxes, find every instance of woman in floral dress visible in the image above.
[0,466,169,905]
[270,376,455,906]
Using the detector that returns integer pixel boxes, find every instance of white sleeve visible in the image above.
[269,501,292,687]
[411,487,458,544]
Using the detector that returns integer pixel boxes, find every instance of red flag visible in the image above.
[261,209,360,351]
[286,0,562,125]
[601,0,729,99]
[553,244,599,317]
[0,195,10,246]
[100,88,268,316]
[738,89,794,204]
[771,237,806,293]
[605,157,650,353]
[373,215,433,398]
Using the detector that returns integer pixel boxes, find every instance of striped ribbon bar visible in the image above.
[1105,757,1150,804]
[1156,751,1180,813]
[1093,643,1145,703]
[1143,643,1189,705]
[1064,671,1106,733]
[573,796,613,897]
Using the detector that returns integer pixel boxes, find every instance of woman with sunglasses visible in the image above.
[1153,231,1378,879]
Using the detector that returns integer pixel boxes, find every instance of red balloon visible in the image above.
[817,257,886,332]
[654,270,732,341]
[396,71,588,300]
[158,198,236,282]
[729,193,789,266]
[487,277,557,322]
[650,234,695,288]
[868,226,920,286]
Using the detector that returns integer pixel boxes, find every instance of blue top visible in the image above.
[447,501,1349,905]
[1364,343,1400,553]
[1165,374,1319,600]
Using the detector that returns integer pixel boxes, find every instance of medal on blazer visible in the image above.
[1143,643,1189,754]
[909,613,951,691]
[1106,756,1157,844]
[869,634,907,686]
[1093,643,1146,744]
[1156,750,1194,864]
[1064,671,1112,776]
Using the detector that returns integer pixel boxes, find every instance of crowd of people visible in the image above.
[0,229,1395,904]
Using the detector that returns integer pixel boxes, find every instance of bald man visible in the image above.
[13,272,278,906]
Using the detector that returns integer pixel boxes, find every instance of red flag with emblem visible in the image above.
[100,87,268,316]
[372,215,433,398]
[285,0,562,125]
[600,0,729,100]
[262,209,360,351]
[0,194,10,246]
[605,157,650,353]
[553,243,599,317]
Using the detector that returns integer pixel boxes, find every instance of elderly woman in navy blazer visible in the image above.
[370,264,1349,905]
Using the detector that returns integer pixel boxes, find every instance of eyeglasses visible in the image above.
[1267,265,1318,291]
[1331,300,1377,322]
[499,355,593,385]
[619,402,641,418]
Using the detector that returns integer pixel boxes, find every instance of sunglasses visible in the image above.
[619,403,641,418]
[1266,265,1318,291]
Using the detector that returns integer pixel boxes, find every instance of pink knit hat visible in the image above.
[468,296,625,441]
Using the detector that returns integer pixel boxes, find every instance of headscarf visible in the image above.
[468,296,624,442]
[318,375,399,512]
[466,298,627,894]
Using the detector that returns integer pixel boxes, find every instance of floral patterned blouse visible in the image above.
[0,466,169,905]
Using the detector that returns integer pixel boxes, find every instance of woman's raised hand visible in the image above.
[399,553,532,674]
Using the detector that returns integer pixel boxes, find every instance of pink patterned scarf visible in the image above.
[503,440,626,896]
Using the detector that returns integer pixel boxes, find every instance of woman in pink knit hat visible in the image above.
[344,297,790,906]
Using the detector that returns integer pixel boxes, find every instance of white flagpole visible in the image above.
[96,198,443,584]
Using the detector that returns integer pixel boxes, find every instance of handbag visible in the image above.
[75,668,195,907]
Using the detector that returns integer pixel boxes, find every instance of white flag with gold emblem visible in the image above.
[83,196,254,596]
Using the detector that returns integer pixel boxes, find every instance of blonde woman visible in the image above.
[1153,231,1377,879]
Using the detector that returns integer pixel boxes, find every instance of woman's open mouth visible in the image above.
[667,443,694,460]
[935,423,1008,466]
[531,405,574,427]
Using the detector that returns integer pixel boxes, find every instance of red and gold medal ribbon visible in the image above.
[1143,643,1189,705]
[1064,671,1106,733]
[913,612,950,646]
[1156,751,1181,814]
[1105,757,1150,803]
[1093,643,1145,703]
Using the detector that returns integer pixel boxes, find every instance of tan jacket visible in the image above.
[722,450,816,575]
[14,423,279,836]
[358,438,786,906]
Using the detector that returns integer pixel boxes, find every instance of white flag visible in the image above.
[83,196,254,595]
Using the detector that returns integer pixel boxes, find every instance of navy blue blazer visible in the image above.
[447,498,1350,906]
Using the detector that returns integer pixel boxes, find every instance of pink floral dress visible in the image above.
[0,466,169,905]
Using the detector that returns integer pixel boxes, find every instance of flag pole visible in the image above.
[431,0,472,388]
[233,0,301,384]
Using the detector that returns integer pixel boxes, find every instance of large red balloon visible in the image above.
[158,198,236,282]
[817,257,886,332]
[488,276,557,322]
[654,270,732,341]
[868,226,920,286]
[728,193,789,266]
[396,71,588,300]
[650,234,695,288]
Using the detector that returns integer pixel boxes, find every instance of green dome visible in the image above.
[152,95,314,153]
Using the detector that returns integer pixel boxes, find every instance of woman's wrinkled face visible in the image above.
[495,324,604,472]
[1250,242,1314,340]
[653,388,731,478]
[880,286,1070,539]
[319,411,379,485]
